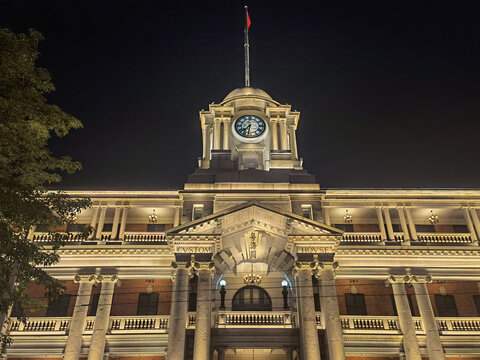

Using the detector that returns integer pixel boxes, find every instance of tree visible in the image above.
[0,28,91,350]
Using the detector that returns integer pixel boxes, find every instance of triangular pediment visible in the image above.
[166,201,343,237]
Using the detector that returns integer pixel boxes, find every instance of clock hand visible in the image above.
[244,124,251,135]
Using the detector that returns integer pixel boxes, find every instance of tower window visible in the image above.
[192,204,204,220]
[345,293,367,315]
[434,294,458,317]
[137,293,159,315]
[301,205,313,220]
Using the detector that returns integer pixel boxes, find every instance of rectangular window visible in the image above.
[88,293,100,316]
[66,223,87,232]
[334,224,354,232]
[137,293,159,315]
[434,294,458,317]
[301,205,313,220]
[416,225,435,233]
[46,294,71,317]
[146,223,166,232]
[345,293,367,315]
[192,204,204,221]
[452,225,469,233]
[391,294,416,316]
[474,295,480,316]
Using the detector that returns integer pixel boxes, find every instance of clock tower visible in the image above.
[188,87,316,184]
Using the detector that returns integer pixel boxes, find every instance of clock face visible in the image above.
[234,115,266,138]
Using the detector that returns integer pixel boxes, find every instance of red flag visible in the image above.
[245,10,251,32]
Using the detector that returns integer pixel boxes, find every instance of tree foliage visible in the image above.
[0,28,91,348]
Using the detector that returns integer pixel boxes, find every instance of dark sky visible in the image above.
[2,0,480,189]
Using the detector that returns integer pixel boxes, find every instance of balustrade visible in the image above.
[437,317,480,333]
[109,315,169,333]
[416,233,472,243]
[340,315,400,333]
[342,232,383,242]
[216,311,293,328]
[32,232,83,243]
[123,232,167,243]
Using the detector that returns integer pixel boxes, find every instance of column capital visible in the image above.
[96,274,119,284]
[387,274,411,284]
[293,260,318,275]
[411,274,433,283]
[74,274,97,283]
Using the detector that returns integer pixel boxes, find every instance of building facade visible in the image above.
[3,87,480,360]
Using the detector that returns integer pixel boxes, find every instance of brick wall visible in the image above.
[125,224,148,232]
[336,280,395,316]
[110,279,172,316]
[427,281,479,317]
[353,224,380,232]
[23,280,78,317]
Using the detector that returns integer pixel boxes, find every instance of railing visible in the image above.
[340,315,400,333]
[123,232,167,243]
[216,311,294,328]
[109,315,169,333]
[9,317,71,334]
[416,233,472,244]
[342,232,383,242]
[437,317,480,334]
[32,232,84,243]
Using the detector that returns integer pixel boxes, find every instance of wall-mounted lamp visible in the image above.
[282,280,289,309]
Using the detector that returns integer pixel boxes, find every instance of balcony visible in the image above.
[341,232,474,245]
[7,315,169,336]
[216,311,294,328]
[31,231,167,245]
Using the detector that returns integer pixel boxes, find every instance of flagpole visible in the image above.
[244,5,250,87]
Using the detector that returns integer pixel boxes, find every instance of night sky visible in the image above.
[2,0,480,189]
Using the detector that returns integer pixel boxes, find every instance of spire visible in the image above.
[244,6,251,87]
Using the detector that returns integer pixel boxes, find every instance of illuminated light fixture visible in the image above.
[66,213,77,223]
[344,210,353,224]
[148,209,158,224]
[428,210,439,225]
[243,262,262,286]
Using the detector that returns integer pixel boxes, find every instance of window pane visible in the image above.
[137,293,159,315]
[434,294,458,317]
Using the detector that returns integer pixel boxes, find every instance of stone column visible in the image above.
[193,263,215,360]
[412,276,445,360]
[202,124,208,159]
[95,207,107,240]
[376,208,387,241]
[463,208,479,243]
[388,275,421,360]
[110,207,121,239]
[397,208,411,243]
[294,263,321,360]
[89,207,99,239]
[271,119,279,150]
[470,208,480,239]
[118,207,129,240]
[284,347,294,360]
[383,208,394,240]
[324,207,331,226]
[222,119,230,150]
[167,265,191,360]
[88,275,118,360]
[279,119,288,150]
[405,208,418,241]
[217,348,226,360]
[174,207,181,227]
[288,125,298,159]
[317,262,345,360]
[64,274,96,360]
[214,118,221,150]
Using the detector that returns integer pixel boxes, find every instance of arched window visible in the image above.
[232,285,272,311]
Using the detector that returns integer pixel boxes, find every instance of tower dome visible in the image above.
[222,87,273,102]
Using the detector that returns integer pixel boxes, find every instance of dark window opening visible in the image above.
[88,293,100,316]
[473,295,480,316]
[334,224,354,232]
[66,223,87,233]
[312,277,321,312]
[232,285,272,311]
[137,293,159,315]
[453,225,469,233]
[188,276,198,312]
[345,293,367,315]
[46,294,71,317]
[416,225,435,233]
[147,224,166,232]
[434,294,458,317]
